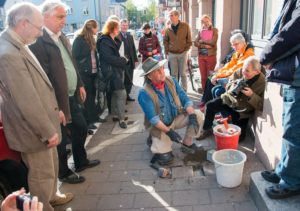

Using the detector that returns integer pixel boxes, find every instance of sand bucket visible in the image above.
[213,124,240,150]
[212,149,247,188]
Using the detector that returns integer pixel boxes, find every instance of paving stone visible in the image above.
[105,144,133,152]
[115,151,143,161]
[133,192,172,208]
[86,182,121,195]
[98,161,128,171]
[102,209,152,211]
[57,195,99,211]
[92,151,118,162]
[120,180,155,193]
[193,203,235,211]
[153,206,193,211]
[108,170,140,182]
[209,186,250,203]
[202,161,215,176]
[154,178,192,192]
[172,190,210,206]
[127,160,151,170]
[97,194,135,210]
[233,201,258,211]
[172,166,194,178]
[80,171,109,182]
[131,144,149,152]
[189,176,219,189]
[60,182,90,196]
[140,168,160,180]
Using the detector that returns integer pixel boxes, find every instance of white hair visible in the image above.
[6,2,40,28]
[230,33,246,44]
[40,0,68,16]
[243,56,261,72]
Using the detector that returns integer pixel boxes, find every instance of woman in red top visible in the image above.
[194,15,218,92]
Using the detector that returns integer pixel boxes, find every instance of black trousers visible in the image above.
[57,96,88,178]
[81,73,98,124]
[203,98,249,138]
[0,160,28,192]
[124,63,134,96]
[201,78,214,104]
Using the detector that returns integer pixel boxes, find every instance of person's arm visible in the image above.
[131,35,138,62]
[99,41,127,68]
[172,78,193,111]
[163,29,169,55]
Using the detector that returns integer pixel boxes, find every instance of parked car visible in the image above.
[135,30,143,40]
[66,33,75,44]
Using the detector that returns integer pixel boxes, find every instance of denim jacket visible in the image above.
[138,77,193,126]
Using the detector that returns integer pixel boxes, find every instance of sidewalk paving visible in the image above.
[56,71,265,211]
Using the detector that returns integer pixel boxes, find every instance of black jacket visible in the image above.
[98,34,127,90]
[72,35,99,76]
[30,29,84,122]
[120,32,138,68]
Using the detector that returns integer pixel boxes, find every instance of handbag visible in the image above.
[95,66,110,92]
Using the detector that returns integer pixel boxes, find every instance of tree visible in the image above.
[141,0,158,23]
[125,0,138,23]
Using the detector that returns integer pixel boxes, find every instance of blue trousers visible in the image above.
[275,85,300,190]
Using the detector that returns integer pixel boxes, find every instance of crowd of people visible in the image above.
[1,0,300,210]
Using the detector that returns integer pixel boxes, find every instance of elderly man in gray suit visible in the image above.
[0,3,73,211]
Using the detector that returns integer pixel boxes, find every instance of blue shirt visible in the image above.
[138,77,193,126]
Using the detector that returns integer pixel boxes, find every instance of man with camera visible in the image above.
[197,56,265,141]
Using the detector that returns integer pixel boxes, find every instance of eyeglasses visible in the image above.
[26,20,43,32]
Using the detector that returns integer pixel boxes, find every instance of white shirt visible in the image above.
[44,27,61,43]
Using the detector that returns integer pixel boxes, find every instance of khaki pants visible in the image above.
[150,110,204,154]
[22,147,58,211]
[168,51,188,91]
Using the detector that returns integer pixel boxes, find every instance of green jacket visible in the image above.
[221,69,266,119]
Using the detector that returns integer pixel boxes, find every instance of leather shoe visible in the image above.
[87,124,97,130]
[261,170,280,183]
[75,159,101,173]
[59,172,85,184]
[50,192,73,207]
[127,96,135,101]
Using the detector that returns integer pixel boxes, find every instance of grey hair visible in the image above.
[243,56,261,72]
[6,2,40,28]
[40,0,68,16]
[120,19,128,24]
[230,33,246,44]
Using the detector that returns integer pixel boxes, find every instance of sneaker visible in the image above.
[196,129,213,140]
[50,192,74,207]
[266,184,300,199]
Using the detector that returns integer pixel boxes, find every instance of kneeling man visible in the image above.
[138,58,204,166]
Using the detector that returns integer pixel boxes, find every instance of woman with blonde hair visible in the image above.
[194,14,218,93]
[72,19,100,131]
[98,19,128,128]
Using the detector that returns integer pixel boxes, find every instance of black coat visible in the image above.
[30,29,84,122]
[72,35,99,76]
[120,32,138,68]
[98,34,127,90]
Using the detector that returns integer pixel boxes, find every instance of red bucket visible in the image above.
[213,124,241,150]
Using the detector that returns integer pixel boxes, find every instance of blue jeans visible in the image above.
[275,85,300,190]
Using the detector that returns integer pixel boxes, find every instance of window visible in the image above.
[242,0,284,43]
[83,7,89,15]
[66,7,73,15]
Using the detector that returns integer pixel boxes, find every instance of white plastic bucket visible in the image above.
[212,149,247,188]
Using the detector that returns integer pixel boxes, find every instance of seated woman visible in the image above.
[197,56,265,141]
[200,33,254,111]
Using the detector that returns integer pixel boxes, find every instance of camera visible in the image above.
[230,79,248,96]
[16,194,32,211]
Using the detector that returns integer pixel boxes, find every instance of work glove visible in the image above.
[187,113,200,137]
[166,129,182,144]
